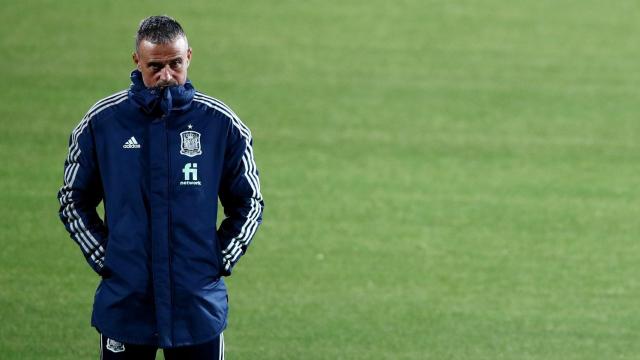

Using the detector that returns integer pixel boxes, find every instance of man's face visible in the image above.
[133,36,192,88]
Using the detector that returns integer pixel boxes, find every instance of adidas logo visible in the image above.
[123,136,141,149]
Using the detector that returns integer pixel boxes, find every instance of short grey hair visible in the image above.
[135,15,187,52]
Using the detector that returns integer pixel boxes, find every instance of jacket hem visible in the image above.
[93,324,157,346]
[167,320,227,348]
[92,319,228,348]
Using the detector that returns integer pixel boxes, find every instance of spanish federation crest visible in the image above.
[180,130,202,157]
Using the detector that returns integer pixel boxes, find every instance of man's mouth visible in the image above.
[156,81,178,88]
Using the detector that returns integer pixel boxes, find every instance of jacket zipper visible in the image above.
[164,113,175,344]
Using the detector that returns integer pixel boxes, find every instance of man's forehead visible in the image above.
[137,37,189,59]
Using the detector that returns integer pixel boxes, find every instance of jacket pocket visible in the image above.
[212,234,226,277]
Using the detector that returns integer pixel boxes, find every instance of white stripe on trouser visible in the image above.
[100,334,103,360]
[219,332,225,360]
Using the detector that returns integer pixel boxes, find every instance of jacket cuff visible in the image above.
[85,255,110,278]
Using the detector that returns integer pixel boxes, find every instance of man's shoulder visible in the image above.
[69,90,129,133]
[83,89,130,119]
[191,91,240,121]
[192,91,254,138]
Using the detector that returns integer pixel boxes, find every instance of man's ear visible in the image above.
[186,48,192,66]
[133,52,141,68]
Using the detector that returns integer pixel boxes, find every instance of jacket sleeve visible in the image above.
[57,117,109,276]
[217,117,264,276]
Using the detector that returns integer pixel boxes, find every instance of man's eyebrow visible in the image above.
[146,57,183,66]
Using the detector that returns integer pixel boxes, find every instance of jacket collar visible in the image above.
[128,70,195,116]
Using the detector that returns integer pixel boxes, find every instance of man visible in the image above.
[58,15,264,359]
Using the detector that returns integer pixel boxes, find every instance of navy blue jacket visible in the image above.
[58,70,264,348]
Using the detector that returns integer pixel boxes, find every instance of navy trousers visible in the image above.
[100,334,224,360]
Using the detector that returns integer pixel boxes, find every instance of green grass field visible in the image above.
[2,0,640,358]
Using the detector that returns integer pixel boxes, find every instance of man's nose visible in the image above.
[159,65,172,81]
